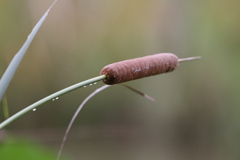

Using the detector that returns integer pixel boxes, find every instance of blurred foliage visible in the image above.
[0,133,65,160]
[0,0,240,159]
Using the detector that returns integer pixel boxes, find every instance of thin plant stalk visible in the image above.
[57,83,156,159]
[57,85,111,160]
[0,0,58,102]
[0,75,106,129]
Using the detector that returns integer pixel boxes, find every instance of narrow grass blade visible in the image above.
[0,0,58,102]
[57,85,111,160]
[122,84,156,102]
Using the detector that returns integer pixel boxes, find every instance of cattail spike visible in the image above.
[100,53,200,85]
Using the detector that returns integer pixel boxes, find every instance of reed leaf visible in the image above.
[0,0,58,102]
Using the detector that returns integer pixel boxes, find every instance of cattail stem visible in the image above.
[0,75,106,129]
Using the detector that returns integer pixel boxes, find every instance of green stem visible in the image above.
[2,95,9,119]
[0,75,106,129]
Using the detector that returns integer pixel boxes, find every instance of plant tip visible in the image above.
[178,56,202,62]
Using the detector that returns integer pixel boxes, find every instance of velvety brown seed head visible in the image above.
[100,53,179,85]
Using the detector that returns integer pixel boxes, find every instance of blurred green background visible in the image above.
[0,0,240,159]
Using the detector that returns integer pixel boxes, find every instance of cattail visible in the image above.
[100,53,200,85]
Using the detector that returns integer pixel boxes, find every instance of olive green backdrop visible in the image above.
[0,0,239,159]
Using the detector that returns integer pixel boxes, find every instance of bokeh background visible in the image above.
[0,0,240,159]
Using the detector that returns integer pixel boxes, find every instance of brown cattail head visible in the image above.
[100,53,179,85]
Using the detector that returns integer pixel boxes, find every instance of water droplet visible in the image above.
[84,86,86,87]
[56,97,59,100]
[89,83,93,86]
[94,82,97,84]
[33,108,36,111]
[52,99,55,101]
